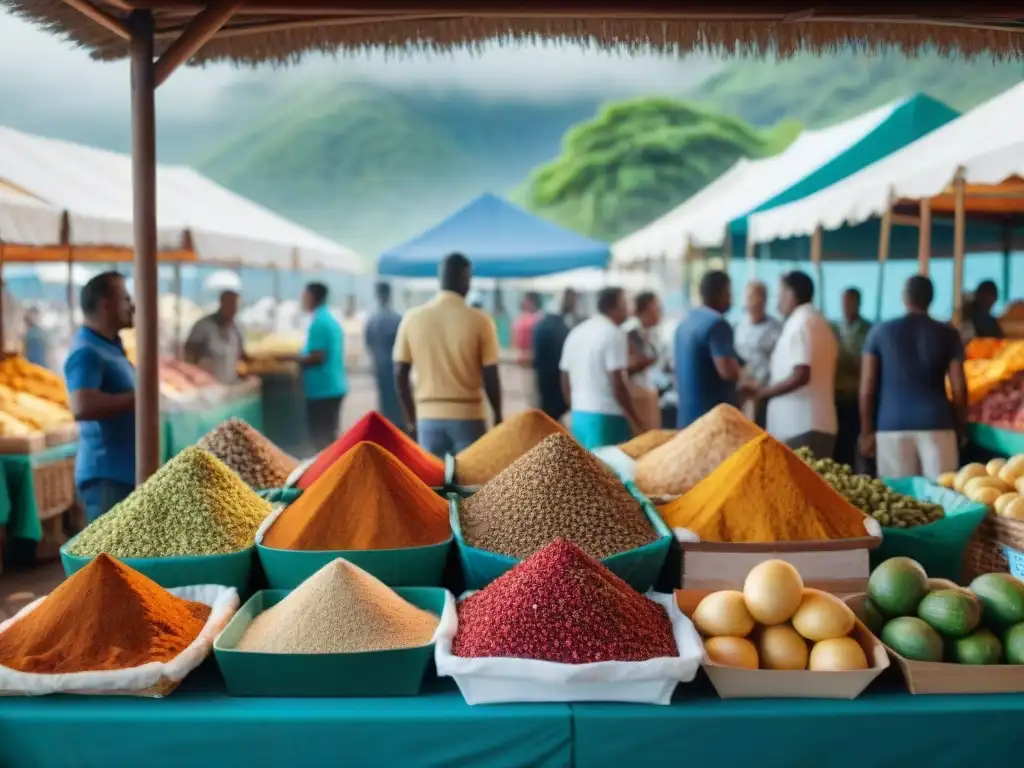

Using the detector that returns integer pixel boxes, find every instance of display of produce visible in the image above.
[969,371,1024,431]
[938,457,1024,518]
[454,409,567,486]
[459,433,656,560]
[262,442,450,551]
[0,555,210,674]
[657,433,869,543]
[240,333,303,375]
[958,340,1024,406]
[236,559,439,654]
[197,418,297,491]
[865,557,1024,665]
[0,384,73,430]
[67,447,271,558]
[795,448,944,528]
[0,354,69,406]
[691,559,866,671]
[634,404,763,497]
[618,429,678,460]
[0,409,38,437]
[453,538,677,663]
[296,411,444,490]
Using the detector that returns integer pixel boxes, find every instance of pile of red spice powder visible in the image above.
[296,411,445,489]
[452,539,677,664]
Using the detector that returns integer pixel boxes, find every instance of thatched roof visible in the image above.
[4,2,1024,65]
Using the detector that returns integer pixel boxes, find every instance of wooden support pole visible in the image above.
[155,2,242,87]
[952,172,966,326]
[917,198,932,276]
[59,0,131,40]
[875,205,893,322]
[130,10,161,483]
[810,225,824,311]
[1001,221,1013,305]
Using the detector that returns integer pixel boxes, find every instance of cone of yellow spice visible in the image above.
[657,433,869,542]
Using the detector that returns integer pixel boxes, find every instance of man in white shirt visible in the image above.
[743,271,838,458]
[560,286,644,449]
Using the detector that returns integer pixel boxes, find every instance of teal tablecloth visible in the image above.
[161,393,263,462]
[0,677,572,768]
[0,442,78,542]
[572,681,1024,768]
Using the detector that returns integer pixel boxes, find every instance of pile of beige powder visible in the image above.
[198,418,298,491]
[459,433,656,560]
[235,559,439,654]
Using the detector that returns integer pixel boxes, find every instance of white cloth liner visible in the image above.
[673,514,882,543]
[0,585,239,696]
[590,446,636,482]
[746,81,1024,245]
[436,591,704,705]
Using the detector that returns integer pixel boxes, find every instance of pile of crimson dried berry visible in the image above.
[452,538,677,664]
[459,433,656,560]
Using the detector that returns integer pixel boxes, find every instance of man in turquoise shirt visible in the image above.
[286,282,346,453]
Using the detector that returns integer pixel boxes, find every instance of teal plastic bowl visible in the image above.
[257,536,452,589]
[60,535,254,592]
[450,490,672,591]
[443,454,479,497]
[214,587,447,697]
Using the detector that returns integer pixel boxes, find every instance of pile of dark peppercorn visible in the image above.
[459,434,656,560]
[453,539,677,663]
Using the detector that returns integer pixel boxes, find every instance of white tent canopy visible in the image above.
[0,183,64,247]
[747,83,1024,245]
[611,99,905,265]
[0,126,361,271]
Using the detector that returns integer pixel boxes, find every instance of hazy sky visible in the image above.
[0,12,712,119]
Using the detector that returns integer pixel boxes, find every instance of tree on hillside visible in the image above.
[523,98,798,241]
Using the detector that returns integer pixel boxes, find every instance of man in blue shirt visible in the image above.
[859,275,967,479]
[363,282,403,426]
[291,282,346,453]
[64,272,136,522]
[673,270,741,427]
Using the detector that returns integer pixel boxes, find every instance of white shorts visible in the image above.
[876,429,959,480]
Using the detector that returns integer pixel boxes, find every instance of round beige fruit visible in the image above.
[743,559,804,625]
[791,589,856,642]
[692,590,756,638]
[954,464,988,493]
[758,624,809,671]
[704,636,759,669]
[809,637,869,671]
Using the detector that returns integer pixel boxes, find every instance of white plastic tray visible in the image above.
[436,591,703,705]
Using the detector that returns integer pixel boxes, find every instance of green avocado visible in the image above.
[881,616,944,662]
[954,629,1003,665]
[969,573,1024,631]
[917,588,981,638]
[868,558,929,618]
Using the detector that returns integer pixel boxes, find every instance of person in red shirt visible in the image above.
[513,292,543,405]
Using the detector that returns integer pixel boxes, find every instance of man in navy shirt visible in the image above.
[64,272,137,522]
[859,275,967,479]
[673,270,741,428]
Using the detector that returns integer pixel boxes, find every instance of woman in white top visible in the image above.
[742,271,838,459]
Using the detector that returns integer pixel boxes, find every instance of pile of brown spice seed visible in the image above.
[197,418,298,491]
[453,538,677,663]
[459,433,657,560]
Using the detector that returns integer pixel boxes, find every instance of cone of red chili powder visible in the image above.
[452,539,677,664]
[297,411,444,489]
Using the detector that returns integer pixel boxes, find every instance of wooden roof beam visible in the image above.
[59,0,132,39]
[154,1,242,87]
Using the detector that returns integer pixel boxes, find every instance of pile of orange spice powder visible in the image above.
[263,441,450,551]
[0,554,210,674]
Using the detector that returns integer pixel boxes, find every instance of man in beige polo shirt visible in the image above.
[394,253,503,457]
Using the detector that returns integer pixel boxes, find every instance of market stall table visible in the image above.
[161,392,263,463]
[0,442,77,545]
[571,677,1024,768]
[0,675,572,768]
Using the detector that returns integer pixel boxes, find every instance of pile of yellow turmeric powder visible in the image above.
[657,433,869,543]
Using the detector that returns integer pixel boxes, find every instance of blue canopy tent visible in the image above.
[377,193,610,278]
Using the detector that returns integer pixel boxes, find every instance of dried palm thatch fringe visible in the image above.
[3,2,1024,64]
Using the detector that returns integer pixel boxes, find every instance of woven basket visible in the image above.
[961,516,1010,583]
[33,457,76,521]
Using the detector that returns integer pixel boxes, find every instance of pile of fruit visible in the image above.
[0,384,73,432]
[969,371,1024,431]
[938,457,1024,519]
[0,355,69,407]
[0,410,38,438]
[692,560,870,672]
[958,340,1024,406]
[240,333,303,375]
[796,448,943,528]
[864,557,1024,665]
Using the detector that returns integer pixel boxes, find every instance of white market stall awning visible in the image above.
[611,97,927,265]
[0,182,63,247]
[0,126,361,271]
[746,82,1024,245]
